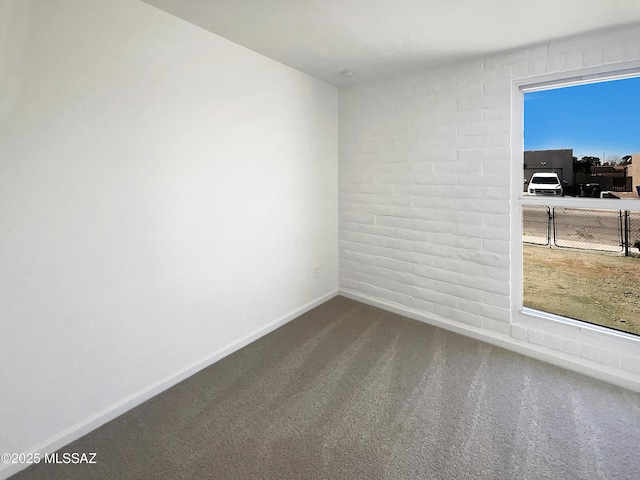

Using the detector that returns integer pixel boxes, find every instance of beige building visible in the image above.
[631,154,640,195]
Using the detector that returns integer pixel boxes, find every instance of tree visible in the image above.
[580,156,601,166]
[606,154,621,165]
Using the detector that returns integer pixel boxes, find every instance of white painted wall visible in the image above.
[339,25,640,391]
[0,0,337,473]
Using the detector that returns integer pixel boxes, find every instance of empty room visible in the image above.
[2,0,640,478]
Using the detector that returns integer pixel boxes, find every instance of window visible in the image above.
[512,67,640,338]
[531,176,559,185]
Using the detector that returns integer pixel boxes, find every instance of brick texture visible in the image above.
[339,25,640,375]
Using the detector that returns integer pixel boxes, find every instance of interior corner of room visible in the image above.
[2,0,640,478]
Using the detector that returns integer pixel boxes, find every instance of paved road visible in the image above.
[523,206,640,250]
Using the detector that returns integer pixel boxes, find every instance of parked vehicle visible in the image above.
[580,183,601,197]
[527,172,563,196]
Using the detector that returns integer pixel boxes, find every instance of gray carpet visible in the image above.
[12,296,640,479]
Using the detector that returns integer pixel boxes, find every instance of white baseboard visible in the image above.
[339,288,640,394]
[1,290,338,480]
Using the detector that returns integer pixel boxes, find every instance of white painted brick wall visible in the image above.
[339,24,640,382]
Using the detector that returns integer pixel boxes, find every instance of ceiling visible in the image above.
[142,0,640,87]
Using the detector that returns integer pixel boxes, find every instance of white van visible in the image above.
[527,172,563,196]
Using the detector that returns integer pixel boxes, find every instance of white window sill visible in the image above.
[516,307,640,347]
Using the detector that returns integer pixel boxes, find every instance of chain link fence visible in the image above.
[522,206,550,246]
[553,208,623,252]
[523,207,640,254]
[629,211,640,254]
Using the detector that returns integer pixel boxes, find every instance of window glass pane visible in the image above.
[523,206,640,335]
[522,75,640,335]
[524,76,640,201]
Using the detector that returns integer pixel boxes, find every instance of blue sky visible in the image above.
[524,76,640,161]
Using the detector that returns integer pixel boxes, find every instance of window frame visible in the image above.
[510,62,640,344]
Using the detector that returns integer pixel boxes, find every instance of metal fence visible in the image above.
[522,206,550,246]
[523,206,639,254]
[629,211,640,254]
[553,208,623,252]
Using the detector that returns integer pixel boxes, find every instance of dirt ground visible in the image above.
[523,244,640,335]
